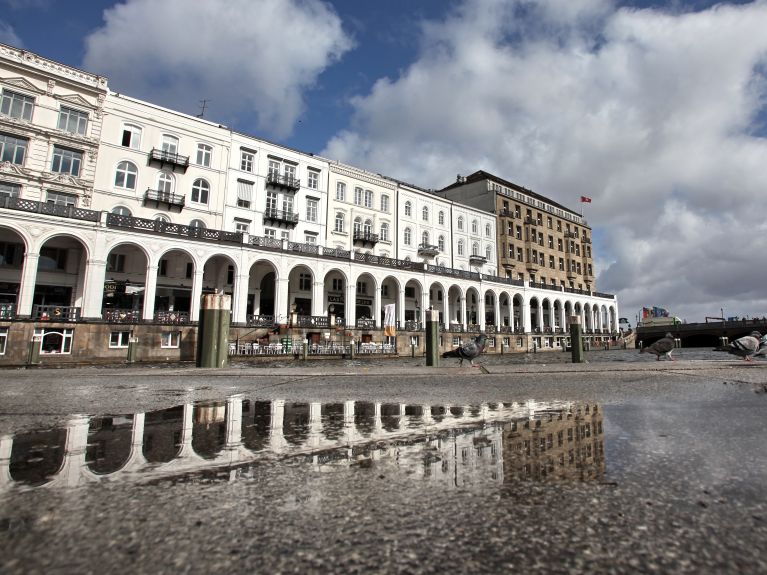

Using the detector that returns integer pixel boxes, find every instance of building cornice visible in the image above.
[0,43,108,92]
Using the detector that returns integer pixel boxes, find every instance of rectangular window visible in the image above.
[1,89,34,121]
[282,195,293,214]
[283,163,296,180]
[304,233,317,244]
[381,194,389,213]
[306,198,318,222]
[34,328,74,354]
[264,228,276,238]
[240,149,254,172]
[57,106,88,135]
[336,181,346,201]
[39,246,67,270]
[354,187,363,205]
[0,241,22,267]
[299,273,312,291]
[234,218,250,233]
[158,258,168,276]
[186,262,193,279]
[121,125,142,149]
[0,327,7,354]
[265,191,277,212]
[364,190,373,208]
[51,146,83,177]
[196,144,212,167]
[45,191,77,207]
[107,253,125,272]
[307,169,319,190]
[236,180,253,209]
[281,230,290,241]
[109,331,131,348]
[0,181,21,199]
[0,133,28,165]
[332,278,343,291]
[268,159,280,177]
[161,331,180,348]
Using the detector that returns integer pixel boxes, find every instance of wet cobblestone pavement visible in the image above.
[0,356,766,573]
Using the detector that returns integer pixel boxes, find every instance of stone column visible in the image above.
[312,281,324,316]
[460,296,467,330]
[521,299,531,333]
[345,283,357,328]
[374,286,382,328]
[16,252,39,317]
[275,278,290,326]
[142,263,158,321]
[398,288,406,328]
[233,274,250,325]
[190,269,204,322]
[81,258,107,319]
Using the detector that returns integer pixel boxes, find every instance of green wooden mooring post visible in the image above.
[196,293,231,368]
[425,309,440,367]
[569,315,585,363]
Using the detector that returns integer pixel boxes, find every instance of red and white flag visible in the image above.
[580,196,592,203]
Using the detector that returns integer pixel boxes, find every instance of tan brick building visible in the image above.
[438,171,596,292]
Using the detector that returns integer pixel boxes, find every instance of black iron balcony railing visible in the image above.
[266,172,301,191]
[246,314,275,327]
[353,231,379,245]
[154,310,191,324]
[469,255,488,266]
[293,315,330,328]
[263,209,299,226]
[144,188,185,211]
[0,303,16,319]
[417,243,440,257]
[149,148,189,172]
[32,305,80,322]
[102,308,142,323]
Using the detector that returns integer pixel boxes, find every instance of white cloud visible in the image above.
[0,21,22,46]
[83,0,353,139]
[322,0,767,321]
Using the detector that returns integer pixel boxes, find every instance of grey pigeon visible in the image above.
[714,331,762,361]
[442,333,487,366]
[753,335,767,358]
[640,332,676,361]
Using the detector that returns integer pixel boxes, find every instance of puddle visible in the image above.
[2,398,605,491]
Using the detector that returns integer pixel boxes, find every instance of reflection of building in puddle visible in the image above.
[0,399,603,491]
[502,404,604,482]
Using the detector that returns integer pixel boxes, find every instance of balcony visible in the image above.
[564,231,579,239]
[263,209,299,227]
[103,308,142,323]
[469,254,487,267]
[355,318,376,329]
[417,243,440,258]
[148,148,189,173]
[246,314,275,327]
[0,303,16,319]
[266,172,301,192]
[154,310,191,324]
[498,208,517,219]
[144,189,185,212]
[353,231,379,247]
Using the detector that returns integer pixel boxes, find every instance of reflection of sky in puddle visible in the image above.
[2,399,605,492]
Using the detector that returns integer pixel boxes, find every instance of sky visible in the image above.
[2,0,766,324]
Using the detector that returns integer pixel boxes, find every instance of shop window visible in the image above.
[109,331,131,348]
[34,328,73,354]
[161,331,180,348]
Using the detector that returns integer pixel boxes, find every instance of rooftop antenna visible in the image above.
[197,99,210,118]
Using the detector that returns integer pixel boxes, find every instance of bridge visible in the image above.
[636,319,767,348]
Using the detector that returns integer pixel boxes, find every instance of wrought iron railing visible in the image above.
[32,305,81,322]
[353,231,379,244]
[266,172,300,190]
[154,310,191,324]
[0,197,99,222]
[144,188,186,208]
[149,148,189,169]
[0,303,16,319]
[102,308,142,323]
[263,209,299,224]
[246,314,275,327]
[355,318,376,329]
[293,315,329,328]
[403,320,422,331]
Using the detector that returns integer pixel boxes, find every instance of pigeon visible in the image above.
[714,331,762,361]
[442,333,487,366]
[640,332,676,361]
[754,335,767,358]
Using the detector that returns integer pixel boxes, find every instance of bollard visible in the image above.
[127,336,138,363]
[302,339,309,361]
[26,335,41,366]
[718,336,728,347]
[196,293,231,368]
[569,315,584,363]
[425,309,440,366]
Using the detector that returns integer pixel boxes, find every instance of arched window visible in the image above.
[485,223,491,237]
[438,235,445,251]
[404,201,412,217]
[421,231,429,245]
[157,172,173,194]
[457,239,464,255]
[334,212,345,233]
[472,220,478,234]
[404,227,411,245]
[114,161,137,189]
[457,216,464,230]
[111,205,131,217]
[472,242,479,256]
[438,211,445,225]
[190,219,206,229]
[380,222,389,241]
[191,178,209,204]
[422,206,429,221]
[154,214,170,222]
[353,216,362,234]
[363,219,373,234]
